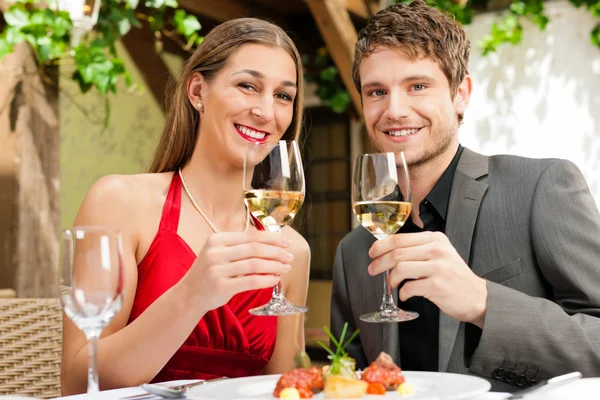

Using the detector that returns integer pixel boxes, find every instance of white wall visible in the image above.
[461,1,600,206]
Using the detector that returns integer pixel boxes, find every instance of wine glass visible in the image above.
[59,226,125,393]
[352,152,419,323]
[243,140,308,316]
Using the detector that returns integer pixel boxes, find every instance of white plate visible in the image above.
[187,371,491,400]
[519,377,600,399]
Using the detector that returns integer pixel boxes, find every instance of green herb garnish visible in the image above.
[317,323,360,377]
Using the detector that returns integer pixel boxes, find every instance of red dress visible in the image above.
[128,172,277,382]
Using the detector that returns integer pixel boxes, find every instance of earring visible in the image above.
[197,103,204,111]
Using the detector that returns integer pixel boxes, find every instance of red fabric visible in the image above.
[128,172,277,382]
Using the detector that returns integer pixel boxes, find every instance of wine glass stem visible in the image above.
[381,270,396,310]
[86,333,100,393]
[267,225,286,303]
[272,281,285,302]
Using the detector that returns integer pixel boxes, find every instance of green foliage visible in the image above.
[303,48,352,114]
[395,0,600,54]
[0,0,203,125]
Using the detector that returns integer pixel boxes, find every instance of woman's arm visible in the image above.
[60,175,212,394]
[264,227,311,374]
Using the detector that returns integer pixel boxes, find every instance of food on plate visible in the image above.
[323,375,368,398]
[273,366,324,398]
[279,387,301,399]
[361,352,406,390]
[397,383,415,396]
[366,382,386,395]
[274,323,411,398]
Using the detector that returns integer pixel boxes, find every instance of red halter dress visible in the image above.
[128,172,277,382]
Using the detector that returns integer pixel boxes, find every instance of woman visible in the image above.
[61,18,310,394]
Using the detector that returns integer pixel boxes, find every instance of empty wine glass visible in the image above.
[352,152,418,323]
[59,226,125,393]
[243,140,308,316]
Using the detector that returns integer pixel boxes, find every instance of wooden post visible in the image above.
[0,16,60,298]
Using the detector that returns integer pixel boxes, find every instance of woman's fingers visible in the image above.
[224,242,295,264]
[224,258,291,278]
[228,273,281,292]
[211,231,291,248]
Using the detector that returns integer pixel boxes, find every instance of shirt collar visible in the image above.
[424,144,464,221]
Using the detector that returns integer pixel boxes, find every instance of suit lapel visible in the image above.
[438,148,489,372]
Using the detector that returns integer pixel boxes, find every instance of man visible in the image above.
[330,0,600,392]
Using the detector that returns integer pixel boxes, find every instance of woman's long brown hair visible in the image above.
[149,18,305,173]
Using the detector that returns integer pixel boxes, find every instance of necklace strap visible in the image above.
[178,169,250,233]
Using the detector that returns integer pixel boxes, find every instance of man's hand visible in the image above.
[368,231,488,328]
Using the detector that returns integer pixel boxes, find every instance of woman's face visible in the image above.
[191,43,298,168]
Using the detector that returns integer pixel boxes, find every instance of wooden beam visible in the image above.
[121,27,174,112]
[178,0,250,22]
[345,0,370,18]
[345,0,382,18]
[307,0,362,117]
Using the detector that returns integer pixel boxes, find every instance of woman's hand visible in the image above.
[181,230,294,311]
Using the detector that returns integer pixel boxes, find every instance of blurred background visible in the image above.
[0,0,599,361]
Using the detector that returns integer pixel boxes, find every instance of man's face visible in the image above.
[359,46,470,168]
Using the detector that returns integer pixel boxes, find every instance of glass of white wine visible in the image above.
[59,226,125,393]
[352,152,419,323]
[243,140,308,316]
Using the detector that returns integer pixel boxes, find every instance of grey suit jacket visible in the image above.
[330,148,600,391]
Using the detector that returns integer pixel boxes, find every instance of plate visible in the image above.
[187,371,491,400]
[519,377,600,399]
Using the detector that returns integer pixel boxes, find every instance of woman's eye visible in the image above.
[239,83,256,91]
[370,89,386,97]
[276,93,293,101]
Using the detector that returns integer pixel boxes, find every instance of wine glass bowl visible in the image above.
[352,152,418,323]
[59,226,124,392]
[243,140,308,316]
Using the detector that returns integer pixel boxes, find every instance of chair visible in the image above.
[0,299,62,398]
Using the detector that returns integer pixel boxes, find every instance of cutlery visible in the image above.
[121,377,228,399]
[507,371,582,399]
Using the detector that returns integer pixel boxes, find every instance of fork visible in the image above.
[121,377,229,399]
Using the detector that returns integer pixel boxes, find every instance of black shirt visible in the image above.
[397,145,464,371]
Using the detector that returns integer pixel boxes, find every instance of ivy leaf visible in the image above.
[330,91,351,114]
[126,0,140,8]
[173,10,201,39]
[5,27,25,45]
[320,65,338,82]
[36,36,52,62]
[4,7,30,29]
[592,23,600,48]
[51,14,72,37]
[72,70,93,93]
[0,36,13,59]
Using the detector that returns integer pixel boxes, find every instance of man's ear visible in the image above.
[454,75,472,116]
[187,72,206,109]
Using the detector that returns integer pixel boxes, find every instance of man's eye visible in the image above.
[371,89,386,97]
[412,84,425,91]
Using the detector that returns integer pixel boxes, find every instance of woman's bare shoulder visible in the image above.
[281,226,310,257]
[75,172,173,226]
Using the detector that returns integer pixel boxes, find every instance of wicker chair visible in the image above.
[0,299,62,398]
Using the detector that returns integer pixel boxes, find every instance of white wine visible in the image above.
[352,201,412,239]
[244,190,304,230]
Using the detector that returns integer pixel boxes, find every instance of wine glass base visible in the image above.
[359,308,419,323]
[249,299,308,316]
